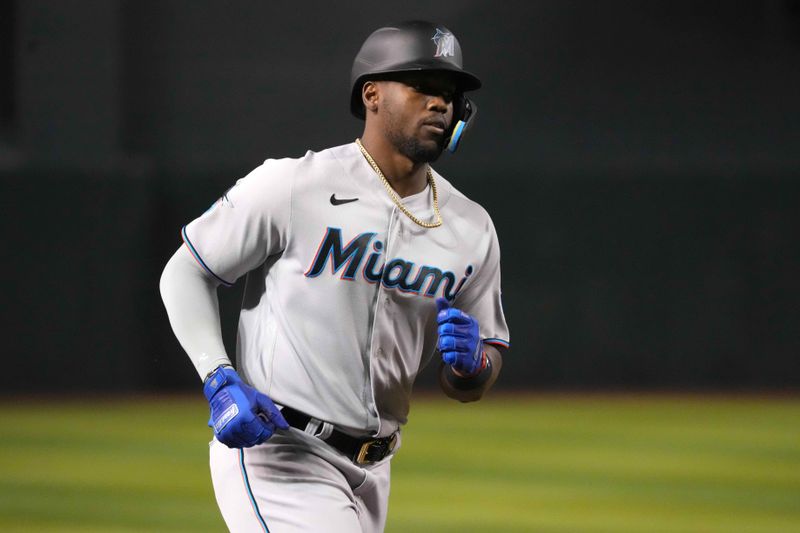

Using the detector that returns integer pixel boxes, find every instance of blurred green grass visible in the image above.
[0,394,798,532]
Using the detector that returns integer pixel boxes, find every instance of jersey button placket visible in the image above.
[364,205,396,432]
[379,208,402,317]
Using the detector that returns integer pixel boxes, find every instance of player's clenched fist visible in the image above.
[435,298,487,376]
[203,366,289,448]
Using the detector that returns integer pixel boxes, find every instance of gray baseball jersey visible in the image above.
[183,142,509,438]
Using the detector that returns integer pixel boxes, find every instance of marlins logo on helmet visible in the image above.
[432,28,455,58]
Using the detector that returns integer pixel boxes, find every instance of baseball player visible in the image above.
[160,20,509,532]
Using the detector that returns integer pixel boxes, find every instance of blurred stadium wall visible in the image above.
[1,0,798,393]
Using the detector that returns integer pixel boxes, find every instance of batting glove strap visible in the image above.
[452,349,488,378]
[443,354,493,390]
[203,365,237,401]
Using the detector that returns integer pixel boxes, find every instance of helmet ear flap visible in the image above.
[446,95,477,153]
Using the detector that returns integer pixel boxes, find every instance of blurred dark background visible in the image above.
[1,0,798,394]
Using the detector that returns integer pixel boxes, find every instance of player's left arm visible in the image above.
[438,340,504,403]
[435,213,509,402]
[435,298,506,403]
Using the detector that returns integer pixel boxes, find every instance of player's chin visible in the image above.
[413,136,446,163]
[396,133,445,163]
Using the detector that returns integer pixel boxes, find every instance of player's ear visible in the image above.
[362,81,380,114]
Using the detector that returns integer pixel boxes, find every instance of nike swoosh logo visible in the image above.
[330,194,359,206]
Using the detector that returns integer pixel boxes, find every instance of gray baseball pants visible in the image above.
[209,427,394,532]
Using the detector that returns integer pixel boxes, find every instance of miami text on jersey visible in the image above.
[304,227,473,300]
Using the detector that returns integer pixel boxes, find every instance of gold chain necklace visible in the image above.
[355,138,442,228]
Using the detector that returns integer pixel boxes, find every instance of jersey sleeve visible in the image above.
[182,159,294,286]
[454,215,510,350]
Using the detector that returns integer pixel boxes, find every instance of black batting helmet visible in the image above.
[350,20,482,119]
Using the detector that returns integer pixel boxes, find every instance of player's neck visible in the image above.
[358,133,428,198]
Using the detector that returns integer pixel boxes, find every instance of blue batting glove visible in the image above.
[203,366,289,448]
[435,298,485,376]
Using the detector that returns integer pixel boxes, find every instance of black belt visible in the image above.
[280,405,398,465]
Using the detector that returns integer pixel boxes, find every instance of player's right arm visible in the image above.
[159,159,295,447]
[160,157,294,378]
[160,245,231,378]
[159,245,288,447]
